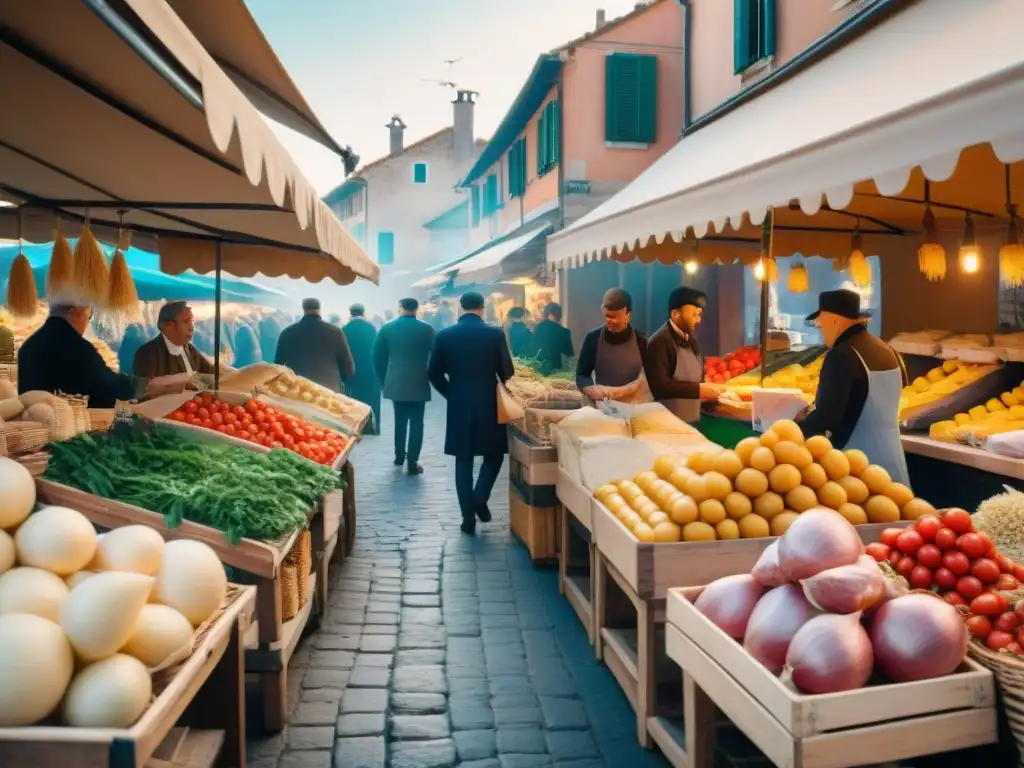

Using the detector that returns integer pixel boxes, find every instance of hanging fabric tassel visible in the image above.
[105,212,139,314]
[71,217,110,305]
[788,262,809,293]
[47,229,74,297]
[6,211,38,319]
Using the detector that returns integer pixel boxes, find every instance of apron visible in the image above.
[844,348,911,486]
[593,329,643,388]
[661,343,703,424]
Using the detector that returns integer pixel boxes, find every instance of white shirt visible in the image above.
[163,334,193,376]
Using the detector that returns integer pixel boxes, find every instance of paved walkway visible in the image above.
[248,399,673,768]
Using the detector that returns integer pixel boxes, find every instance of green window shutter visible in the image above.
[508,146,518,198]
[759,0,776,59]
[536,110,547,176]
[484,174,498,215]
[377,232,395,265]
[413,163,427,184]
[519,138,527,195]
[548,101,560,170]
[471,185,481,225]
[734,0,757,73]
[605,55,656,144]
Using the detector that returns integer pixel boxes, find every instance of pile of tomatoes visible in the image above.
[866,508,1024,653]
[168,393,347,467]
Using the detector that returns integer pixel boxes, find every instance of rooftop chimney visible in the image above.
[453,90,476,162]
[387,115,406,157]
[596,8,606,29]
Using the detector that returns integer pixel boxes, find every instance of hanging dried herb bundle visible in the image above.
[47,232,74,296]
[106,249,139,314]
[6,252,38,318]
[71,226,110,305]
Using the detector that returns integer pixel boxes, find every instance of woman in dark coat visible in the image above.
[342,304,382,434]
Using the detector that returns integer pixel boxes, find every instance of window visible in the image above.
[734,0,776,74]
[471,185,482,226]
[351,222,366,245]
[536,100,559,176]
[509,138,527,198]
[483,173,498,217]
[605,54,657,144]
[377,231,395,266]
[413,162,428,184]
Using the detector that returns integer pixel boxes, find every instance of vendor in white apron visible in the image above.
[643,287,721,424]
[575,288,648,406]
[797,289,910,485]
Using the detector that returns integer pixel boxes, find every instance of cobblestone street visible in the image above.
[248,399,670,768]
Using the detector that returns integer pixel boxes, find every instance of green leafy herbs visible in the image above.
[44,420,344,544]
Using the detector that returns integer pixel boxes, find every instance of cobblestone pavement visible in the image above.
[247,399,672,768]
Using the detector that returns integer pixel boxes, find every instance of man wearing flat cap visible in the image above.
[133,301,216,381]
[274,299,355,393]
[797,289,910,484]
[644,286,720,423]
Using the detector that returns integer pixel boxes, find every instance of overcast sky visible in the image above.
[246,0,643,194]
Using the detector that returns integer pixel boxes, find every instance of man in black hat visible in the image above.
[644,286,721,424]
[274,298,355,393]
[797,289,910,484]
[575,288,648,403]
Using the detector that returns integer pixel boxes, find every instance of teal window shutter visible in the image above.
[605,55,657,144]
[413,163,427,184]
[471,185,481,226]
[509,138,527,198]
[759,0,776,60]
[548,100,560,170]
[537,109,548,176]
[377,232,395,265]
[483,174,498,216]
[519,138,527,195]
[733,0,756,74]
[351,222,366,245]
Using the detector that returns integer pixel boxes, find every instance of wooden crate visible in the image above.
[559,504,596,645]
[509,426,559,486]
[509,485,559,562]
[664,586,998,768]
[0,586,255,768]
[556,468,594,532]
[35,480,327,734]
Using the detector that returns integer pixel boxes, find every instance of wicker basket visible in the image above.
[281,564,299,621]
[969,642,1024,765]
[58,394,90,435]
[294,529,313,608]
[0,431,7,457]
[1,422,49,454]
[88,409,115,432]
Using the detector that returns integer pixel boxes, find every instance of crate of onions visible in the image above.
[665,507,998,768]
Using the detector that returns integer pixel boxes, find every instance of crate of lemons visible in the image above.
[899,359,996,421]
[727,356,824,397]
[593,418,936,544]
[929,379,1024,442]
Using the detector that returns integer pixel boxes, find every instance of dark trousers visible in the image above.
[393,401,425,463]
[454,454,504,520]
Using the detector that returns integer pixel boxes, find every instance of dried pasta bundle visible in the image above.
[106,249,139,313]
[47,232,74,296]
[5,252,38,318]
[71,226,110,305]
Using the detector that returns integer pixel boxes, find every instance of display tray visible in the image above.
[0,585,255,768]
[902,434,1024,481]
[555,467,594,533]
[35,480,300,579]
[593,498,912,600]
[665,585,997,768]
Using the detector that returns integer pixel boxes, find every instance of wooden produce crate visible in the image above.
[555,468,599,643]
[591,497,913,752]
[35,480,327,734]
[664,586,998,768]
[508,427,560,562]
[509,485,559,562]
[0,585,255,768]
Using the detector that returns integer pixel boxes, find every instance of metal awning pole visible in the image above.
[213,242,222,391]
[758,210,774,388]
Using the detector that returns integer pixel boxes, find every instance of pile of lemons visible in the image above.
[594,419,936,544]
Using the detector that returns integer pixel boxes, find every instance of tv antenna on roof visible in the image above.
[420,78,459,89]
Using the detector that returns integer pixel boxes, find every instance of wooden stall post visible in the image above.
[343,461,357,556]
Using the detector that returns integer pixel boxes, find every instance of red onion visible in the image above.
[694,574,765,639]
[744,585,820,674]
[778,507,864,581]
[752,541,787,588]
[785,612,874,694]
[869,594,968,682]
[801,555,886,614]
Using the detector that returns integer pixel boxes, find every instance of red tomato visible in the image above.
[988,630,1015,650]
[254,411,267,424]
[224,424,236,436]
[215,425,227,433]
[183,401,198,415]
[245,400,259,414]
[967,615,993,639]
[978,533,996,556]
[247,424,259,436]
[211,412,224,426]
[1015,600,1024,625]
[192,395,204,404]
[957,576,985,601]
[995,611,1020,634]
[970,591,1008,616]
[888,549,902,567]
[170,411,186,422]
[972,558,1001,585]
[916,543,943,569]
[1010,642,1024,655]
[942,551,971,576]
[909,565,934,589]
[941,508,974,535]
[997,555,1017,574]
[1017,626,1024,648]
[232,405,247,419]
[956,533,988,559]
[294,428,307,441]
[271,440,283,449]
[895,556,917,578]
[934,567,958,590]
[934,527,958,550]
[914,515,943,542]
[195,407,209,421]
[879,528,903,548]
[865,543,891,563]
[1014,564,1024,583]
[201,418,213,429]
[944,592,967,607]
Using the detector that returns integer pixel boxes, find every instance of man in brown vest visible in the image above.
[133,301,216,380]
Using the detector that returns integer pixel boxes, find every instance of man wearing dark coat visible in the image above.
[19,302,138,408]
[133,301,216,380]
[342,304,381,436]
[274,299,355,392]
[373,298,435,474]
[506,306,533,358]
[428,291,515,535]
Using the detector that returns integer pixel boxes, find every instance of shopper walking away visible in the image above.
[374,298,435,474]
[428,291,515,534]
[343,304,382,435]
[575,288,648,405]
[530,302,573,374]
[506,306,533,358]
[274,299,354,392]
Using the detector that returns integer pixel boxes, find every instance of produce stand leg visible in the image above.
[343,462,357,556]
[683,672,715,768]
[178,610,247,767]
[594,552,607,661]
[636,597,654,748]
[310,508,327,624]
[256,575,286,733]
[558,505,568,597]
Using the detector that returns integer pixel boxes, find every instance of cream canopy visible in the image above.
[0,0,378,286]
[546,0,1024,269]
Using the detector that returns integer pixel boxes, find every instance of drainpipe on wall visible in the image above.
[675,0,692,131]
[556,75,566,231]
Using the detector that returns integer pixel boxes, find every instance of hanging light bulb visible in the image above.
[847,227,871,287]
[684,260,698,275]
[958,212,980,274]
[753,258,777,282]
[917,182,947,281]
[999,165,1024,287]
[787,262,809,293]
[682,228,699,275]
